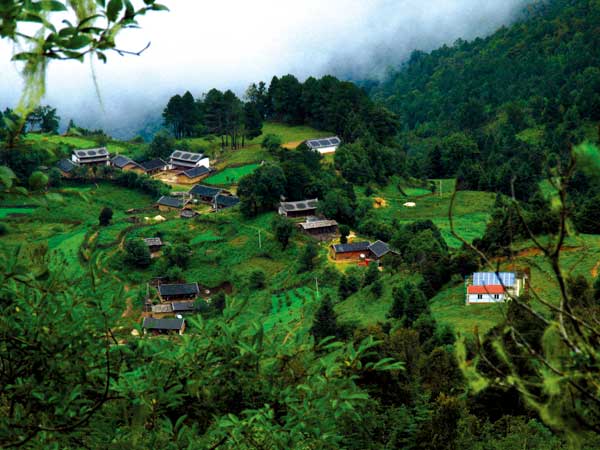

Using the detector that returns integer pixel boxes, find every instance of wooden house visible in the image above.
[278,199,319,218]
[466,272,525,304]
[304,136,341,154]
[139,159,168,175]
[330,241,371,261]
[56,159,76,177]
[111,155,141,171]
[71,147,110,166]
[169,150,210,170]
[142,317,186,335]
[157,282,200,302]
[143,237,164,253]
[189,185,222,203]
[299,219,338,240]
[213,194,240,210]
[176,166,211,184]
[156,196,190,212]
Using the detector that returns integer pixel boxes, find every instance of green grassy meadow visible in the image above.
[204,163,260,186]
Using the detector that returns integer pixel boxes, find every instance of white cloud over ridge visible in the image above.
[0,0,529,137]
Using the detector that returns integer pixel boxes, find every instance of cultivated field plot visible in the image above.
[204,163,260,185]
[369,179,495,248]
[264,286,317,331]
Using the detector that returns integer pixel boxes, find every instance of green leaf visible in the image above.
[106,0,123,22]
[152,3,169,11]
[65,35,92,49]
[40,1,68,12]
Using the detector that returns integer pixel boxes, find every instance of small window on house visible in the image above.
[493,294,500,299]
[477,294,483,300]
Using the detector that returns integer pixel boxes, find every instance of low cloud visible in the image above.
[0,0,529,138]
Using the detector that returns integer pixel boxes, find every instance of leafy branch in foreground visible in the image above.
[450,142,600,443]
[0,0,168,131]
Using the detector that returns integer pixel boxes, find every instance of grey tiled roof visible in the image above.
[142,317,184,330]
[183,166,210,178]
[157,196,187,208]
[158,283,200,297]
[332,242,371,253]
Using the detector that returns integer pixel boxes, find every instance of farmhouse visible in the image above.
[111,155,141,171]
[169,150,210,170]
[176,166,211,184]
[368,240,395,260]
[466,272,525,304]
[331,241,371,261]
[157,282,200,302]
[299,219,338,240]
[156,196,190,211]
[214,193,240,210]
[56,159,76,177]
[143,237,163,253]
[304,136,341,154]
[139,159,168,175]
[142,317,186,335]
[189,184,222,203]
[71,147,110,166]
[278,199,319,218]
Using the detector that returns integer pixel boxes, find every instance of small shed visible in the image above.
[139,159,168,174]
[143,237,164,253]
[368,240,393,260]
[142,317,186,335]
[157,196,189,211]
[157,282,200,302]
[111,155,141,171]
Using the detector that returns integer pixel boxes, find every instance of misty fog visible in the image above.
[0,0,531,138]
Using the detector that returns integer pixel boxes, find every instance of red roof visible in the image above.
[467,285,506,295]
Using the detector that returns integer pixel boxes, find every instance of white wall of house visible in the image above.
[315,145,338,154]
[467,293,506,304]
[199,157,210,168]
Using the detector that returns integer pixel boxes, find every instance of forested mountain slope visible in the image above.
[369,0,600,197]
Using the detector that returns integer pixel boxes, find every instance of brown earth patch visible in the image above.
[373,197,388,209]
[283,140,302,149]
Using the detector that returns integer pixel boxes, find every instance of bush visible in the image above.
[123,239,151,268]
[0,223,9,236]
[98,207,113,226]
[248,270,266,289]
[28,171,48,191]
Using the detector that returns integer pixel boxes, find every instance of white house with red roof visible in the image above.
[466,272,525,304]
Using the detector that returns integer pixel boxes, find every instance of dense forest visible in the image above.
[1,0,600,448]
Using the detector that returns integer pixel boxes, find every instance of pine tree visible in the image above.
[310,295,338,342]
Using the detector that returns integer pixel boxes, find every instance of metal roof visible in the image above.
[57,159,76,173]
[139,159,167,171]
[157,196,187,209]
[332,241,371,253]
[74,147,109,158]
[305,136,341,149]
[280,199,319,212]
[299,219,338,230]
[111,155,137,168]
[472,272,516,287]
[143,237,163,247]
[142,317,185,330]
[467,285,506,295]
[158,283,200,297]
[368,240,391,258]
[214,194,240,208]
[189,184,221,198]
[183,166,210,178]
[170,150,204,163]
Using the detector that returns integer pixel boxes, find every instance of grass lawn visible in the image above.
[190,230,222,245]
[204,163,260,185]
[368,180,495,248]
[0,207,37,218]
[247,122,332,147]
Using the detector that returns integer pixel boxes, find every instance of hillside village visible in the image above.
[1,0,600,448]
